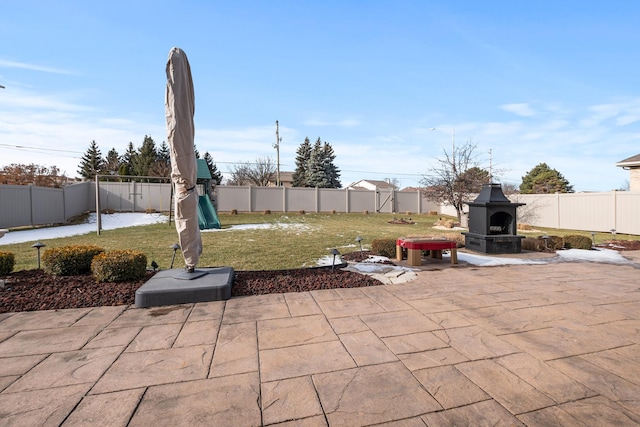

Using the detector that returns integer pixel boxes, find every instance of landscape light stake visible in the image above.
[330,248,340,272]
[541,235,549,251]
[31,241,46,269]
[591,232,596,245]
[170,243,181,269]
[355,236,363,254]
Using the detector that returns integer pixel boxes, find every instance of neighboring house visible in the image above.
[616,154,640,191]
[267,171,294,187]
[346,179,397,191]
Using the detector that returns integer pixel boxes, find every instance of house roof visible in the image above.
[616,154,640,168]
[347,179,397,189]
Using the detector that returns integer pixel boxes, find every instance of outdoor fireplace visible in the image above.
[463,183,525,254]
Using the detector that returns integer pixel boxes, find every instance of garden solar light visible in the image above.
[170,243,181,269]
[541,235,549,251]
[330,248,341,271]
[591,231,596,244]
[355,236,363,254]
[610,228,616,236]
[31,241,46,269]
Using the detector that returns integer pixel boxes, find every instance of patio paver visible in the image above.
[1,257,640,425]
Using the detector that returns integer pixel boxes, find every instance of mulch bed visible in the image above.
[0,251,383,313]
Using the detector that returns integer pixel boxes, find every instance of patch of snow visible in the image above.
[556,248,629,264]
[0,213,167,245]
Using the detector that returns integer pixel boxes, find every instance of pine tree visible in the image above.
[77,140,104,180]
[120,142,137,176]
[151,140,171,177]
[320,141,341,188]
[306,138,341,188]
[203,152,223,186]
[103,148,121,176]
[520,163,574,194]
[292,137,312,187]
[132,135,157,177]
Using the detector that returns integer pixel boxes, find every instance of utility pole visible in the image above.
[274,120,281,187]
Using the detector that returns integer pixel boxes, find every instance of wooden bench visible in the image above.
[396,238,458,266]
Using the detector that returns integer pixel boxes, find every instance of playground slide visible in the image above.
[197,195,221,230]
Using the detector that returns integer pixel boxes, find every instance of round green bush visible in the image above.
[42,245,104,276]
[91,250,147,282]
[0,251,15,275]
[563,235,593,250]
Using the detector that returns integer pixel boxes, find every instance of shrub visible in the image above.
[42,245,104,276]
[563,235,593,250]
[0,251,15,275]
[428,210,438,216]
[521,237,539,251]
[92,250,147,282]
[547,235,564,250]
[518,223,533,230]
[263,210,271,215]
[298,210,306,215]
[371,238,397,258]
[231,209,238,215]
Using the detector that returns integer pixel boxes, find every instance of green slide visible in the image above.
[198,195,221,230]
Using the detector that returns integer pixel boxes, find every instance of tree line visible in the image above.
[225,137,341,188]
[76,136,223,185]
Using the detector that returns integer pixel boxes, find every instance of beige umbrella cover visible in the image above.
[165,47,202,270]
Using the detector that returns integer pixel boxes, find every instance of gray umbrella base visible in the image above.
[135,267,234,308]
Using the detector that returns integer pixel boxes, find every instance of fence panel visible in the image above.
[615,192,640,235]
[0,185,32,228]
[348,190,376,213]
[286,187,316,212]
[216,186,251,212]
[64,182,93,219]
[252,187,284,212]
[319,188,345,212]
[32,187,65,225]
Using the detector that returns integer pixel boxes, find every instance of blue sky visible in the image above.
[1,1,638,191]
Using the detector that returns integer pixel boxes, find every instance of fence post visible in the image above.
[345,188,349,213]
[282,186,286,212]
[95,176,102,235]
[29,185,34,226]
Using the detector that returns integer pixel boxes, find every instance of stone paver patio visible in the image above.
[1,254,640,426]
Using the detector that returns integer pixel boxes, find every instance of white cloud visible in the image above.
[303,117,361,127]
[0,59,73,75]
[500,103,537,117]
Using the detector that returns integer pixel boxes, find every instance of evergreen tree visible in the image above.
[320,141,341,188]
[120,142,137,176]
[203,151,223,186]
[520,163,574,194]
[292,137,312,187]
[132,135,157,177]
[77,140,104,180]
[306,138,341,188]
[103,148,121,176]
[151,140,171,177]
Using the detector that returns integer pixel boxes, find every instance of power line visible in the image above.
[0,143,84,155]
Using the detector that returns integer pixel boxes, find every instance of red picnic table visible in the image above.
[396,237,458,266]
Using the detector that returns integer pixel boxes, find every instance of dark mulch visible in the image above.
[595,239,640,251]
[0,251,384,313]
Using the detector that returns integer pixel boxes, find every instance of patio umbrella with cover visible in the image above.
[165,47,202,272]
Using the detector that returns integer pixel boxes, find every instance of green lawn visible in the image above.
[2,212,636,272]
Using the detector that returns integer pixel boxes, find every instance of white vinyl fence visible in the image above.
[1,182,639,235]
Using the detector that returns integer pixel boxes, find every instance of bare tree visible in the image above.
[227,163,251,186]
[420,140,489,221]
[246,157,276,186]
[227,157,276,186]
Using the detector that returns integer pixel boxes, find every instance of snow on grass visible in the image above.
[0,213,167,245]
